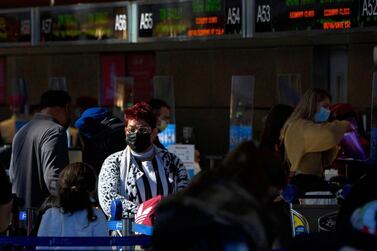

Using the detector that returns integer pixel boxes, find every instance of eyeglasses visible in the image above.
[126,126,152,134]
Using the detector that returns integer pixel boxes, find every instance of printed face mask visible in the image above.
[126,132,151,152]
[314,107,331,123]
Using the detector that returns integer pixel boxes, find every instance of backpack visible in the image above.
[82,116,126,174]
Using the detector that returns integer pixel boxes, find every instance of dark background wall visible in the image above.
[1,35,375,162]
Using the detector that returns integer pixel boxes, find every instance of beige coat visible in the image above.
[284,119,349,176]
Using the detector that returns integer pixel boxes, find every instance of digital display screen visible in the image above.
[40,5,128,42]
[0,10,31,43]
[359,0,377,27]
[138,0,242,39]
[255,0,359,32]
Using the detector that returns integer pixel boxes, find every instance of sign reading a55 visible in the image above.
[140,12,153,30]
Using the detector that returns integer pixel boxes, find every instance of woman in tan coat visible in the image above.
[281,88,351,195]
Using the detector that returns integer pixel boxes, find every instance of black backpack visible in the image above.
[82,116,126,174]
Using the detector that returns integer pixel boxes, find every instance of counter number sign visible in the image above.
[115,14,127,31]
[225,0,242,35]
[140,13,153,29]
[256,4,271,23]
[227,6,240,25]
[361,0,377,17]
[138,4,154,37]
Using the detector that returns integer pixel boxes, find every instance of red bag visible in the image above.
[135,195,163,226]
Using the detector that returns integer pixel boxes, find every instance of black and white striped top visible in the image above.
[98,146,189,218]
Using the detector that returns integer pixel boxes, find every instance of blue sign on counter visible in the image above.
[19,211,27,221]
[158,123,176,149]
[229,125,252,151]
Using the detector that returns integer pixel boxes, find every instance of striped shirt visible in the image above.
[98,146,189,218]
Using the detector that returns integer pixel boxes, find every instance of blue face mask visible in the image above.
[314,107,330,123]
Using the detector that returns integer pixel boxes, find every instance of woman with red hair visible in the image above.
[98,102,189,218]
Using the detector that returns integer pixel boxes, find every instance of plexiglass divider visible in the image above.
[153,75,176,148]
[370,72,377,164]
[113,76,134,120]
[229,75,254,150]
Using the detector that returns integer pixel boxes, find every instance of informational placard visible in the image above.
[0,9,31,43]
[138,0,242,40]
[255,0,358,32]
[168,144,195,178]
[39,3,128,42]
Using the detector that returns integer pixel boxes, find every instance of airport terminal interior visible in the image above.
[1,0,377,250]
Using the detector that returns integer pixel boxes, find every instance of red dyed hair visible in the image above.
[124,102,157,129]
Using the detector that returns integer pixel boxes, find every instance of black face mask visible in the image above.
[126,132,151,152]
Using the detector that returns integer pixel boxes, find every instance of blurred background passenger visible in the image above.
[9,90,71,210]
[260,104,294,155]
[37,162,109,250]
[0,95,27,145]
[153,141,287,251]
[75,107,126,174]
[148,98,171,149]
[98,102,188,218]
[0,164,12,233]
[259,104,294,248]
[281,88,351,196]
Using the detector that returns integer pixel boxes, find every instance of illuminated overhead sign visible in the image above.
[0,10,31,43]
[359,0,377,27]
[138,0,242,39]
[40,3,128,42]
[255,0,358,32]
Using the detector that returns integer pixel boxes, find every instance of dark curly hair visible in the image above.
[124,102,157,129]
[58,162,97,223]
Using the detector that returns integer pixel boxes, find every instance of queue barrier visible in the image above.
[0,236,152,250]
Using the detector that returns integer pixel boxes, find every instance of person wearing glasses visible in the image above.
[98,102,189,218]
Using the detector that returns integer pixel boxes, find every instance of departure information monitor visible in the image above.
[40,4,128,42]
[0,10,31,43]
[138,0,242,39]
[255,0,377,33]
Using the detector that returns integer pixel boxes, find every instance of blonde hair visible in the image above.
[280,88,331,142]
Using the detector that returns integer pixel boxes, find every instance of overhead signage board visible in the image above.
[0,10,31,43]
[359,0,377,27]
[254,0,359,33]
[39,3,128,42]
[138,0,242,40]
